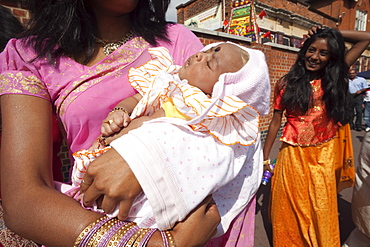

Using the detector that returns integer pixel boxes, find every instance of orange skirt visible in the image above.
[335,124,355,192]
[271,132,350,247]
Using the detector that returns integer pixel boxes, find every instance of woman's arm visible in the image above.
[1,95,217,247]
[340,30,370,67]
[263,109,283,161]
[73,195,219,247]
[151,195,220,247]
[308,27,370,67]
[1,94,102,246]
[114,93,143,113]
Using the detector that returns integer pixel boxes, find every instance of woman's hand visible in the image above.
[263,159,274,175]
[306,25,322,39]
[80,148,142,220]
[300,25,322,45]
[171,195,220,247]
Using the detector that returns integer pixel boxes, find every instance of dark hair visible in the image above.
[0,6,24,51]
[20,0,171,64]
[281,28,351,124]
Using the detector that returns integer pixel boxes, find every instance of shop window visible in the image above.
[355,9,367,31]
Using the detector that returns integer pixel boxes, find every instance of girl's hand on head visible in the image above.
[307,25,322,38]
[101,109,131,136]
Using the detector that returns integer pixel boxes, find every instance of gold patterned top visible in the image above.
[274,79,338,146]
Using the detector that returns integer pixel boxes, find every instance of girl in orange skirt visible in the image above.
[263,26,370,247]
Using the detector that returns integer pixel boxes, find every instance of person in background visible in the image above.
[342,131,370,247]
[348,69,368,131]
[362,85,370,132]
[0,0,221,246]
[263,26,370,247]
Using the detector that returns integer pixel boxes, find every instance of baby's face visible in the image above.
[178,43,247,95]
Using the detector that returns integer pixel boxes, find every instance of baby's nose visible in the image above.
[194,52,205,61]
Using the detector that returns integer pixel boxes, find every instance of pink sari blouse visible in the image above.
[0,24,203,155]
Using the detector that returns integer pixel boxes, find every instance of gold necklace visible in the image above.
[94,29,135,56]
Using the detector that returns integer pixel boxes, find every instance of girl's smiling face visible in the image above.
[178,43,247,95]
[304,38,331,75]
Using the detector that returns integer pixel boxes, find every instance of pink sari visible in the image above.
[206,196,256,246]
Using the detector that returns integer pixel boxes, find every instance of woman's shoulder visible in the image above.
[4,38,30,51]
[163,23,201,46]
[1,38,39,63]
[165,23,195,36]
[159,24,203,65]
[4,37,24,48]
[163,23,200,43]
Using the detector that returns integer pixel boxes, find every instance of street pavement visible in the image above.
[254,129,366,246]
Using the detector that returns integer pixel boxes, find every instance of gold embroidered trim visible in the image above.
[0,73,49,99]
[57,37,149,116]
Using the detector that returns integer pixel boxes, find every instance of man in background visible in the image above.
[348,69,368,131]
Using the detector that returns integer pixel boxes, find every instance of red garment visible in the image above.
[51,114,64,182]
[274,79,338,146]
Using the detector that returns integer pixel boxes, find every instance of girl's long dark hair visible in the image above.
[281,28,351,124]
[20,0,171,64]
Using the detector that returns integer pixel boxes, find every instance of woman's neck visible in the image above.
[94,14,132,41]
[309,72,321,81]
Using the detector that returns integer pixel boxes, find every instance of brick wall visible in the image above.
[177,0,221,25]
[262,0,323,23]
[60,139,71,182]
[177,0,370,36]
[177,0,326,27]
[0,4,29,25]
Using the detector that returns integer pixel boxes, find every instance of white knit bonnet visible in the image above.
[200,41,271,116]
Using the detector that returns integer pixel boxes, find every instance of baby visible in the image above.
[67,42,270,233]
[93,42,257,148]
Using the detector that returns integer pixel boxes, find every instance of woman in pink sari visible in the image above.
[0,0,258,246]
